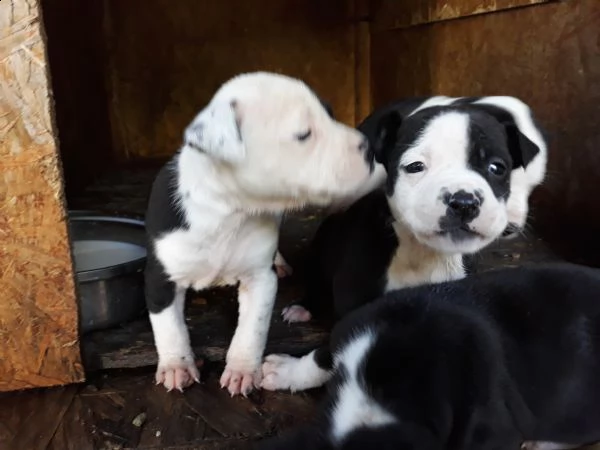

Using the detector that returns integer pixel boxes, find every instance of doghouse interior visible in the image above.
[39,0,599,367]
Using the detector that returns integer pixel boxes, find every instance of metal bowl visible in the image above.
[68,211,147,334]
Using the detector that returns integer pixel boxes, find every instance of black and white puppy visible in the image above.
[325,96,548,235]
[261,96,547,391]
[277,96,547,326]
[258,263,600,450]
[144,72,374,395]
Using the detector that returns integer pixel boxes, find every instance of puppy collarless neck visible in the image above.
[385,220,465,292]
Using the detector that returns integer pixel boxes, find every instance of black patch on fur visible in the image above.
[292,190,399,324]
[453,98,541,169]
[144,158,188,313]
[263,263,600,449]
[463,108,513,200]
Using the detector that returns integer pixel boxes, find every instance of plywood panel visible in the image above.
[0,0,83,391]
[371,0,600,265]
[103,0,358,161]
[371,0,553,31]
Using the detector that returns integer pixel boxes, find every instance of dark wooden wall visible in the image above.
[369,0,600,265]
[102,0,363,161]
[41,0,114,200]
[43,0,600,264]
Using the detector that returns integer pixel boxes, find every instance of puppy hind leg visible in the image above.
[261,346,333,392]
[274,250,293,278]
[282,248,332,324]
[272,213,293,278]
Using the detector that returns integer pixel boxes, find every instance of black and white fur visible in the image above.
[262,96,547,391]
[258,263,600,450]
[278,96,546,323]
[144,72,374,395]
[325,96,547,233]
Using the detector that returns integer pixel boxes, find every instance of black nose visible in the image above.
[359,137,369,152]
[447,190,480,222]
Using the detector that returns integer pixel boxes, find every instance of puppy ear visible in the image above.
[473,104,541,170]
[184,99,246,163]
[372,110,403,166]
[503,121,540,169]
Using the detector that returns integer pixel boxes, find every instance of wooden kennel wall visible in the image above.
[1,0,599,392]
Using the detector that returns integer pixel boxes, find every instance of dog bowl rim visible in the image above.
[69,210,147,283]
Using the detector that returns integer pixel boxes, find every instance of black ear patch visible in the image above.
[373,110,403,166]
[471,104,540,169]
[503,122,540,169]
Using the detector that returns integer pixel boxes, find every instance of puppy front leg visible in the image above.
[220,269,277,396]
[261,346,333,392]
[147,274,199,392]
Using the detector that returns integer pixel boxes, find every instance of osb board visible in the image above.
[370,0,600,266]
[103,0,359,161]
[39,0,114,200]
[0,0,84,391]
[370,0,554,31]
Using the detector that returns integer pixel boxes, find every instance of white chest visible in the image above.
[154,213,278,290]
[384,234,465,292]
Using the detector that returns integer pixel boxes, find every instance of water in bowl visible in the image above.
[73,240,147,272]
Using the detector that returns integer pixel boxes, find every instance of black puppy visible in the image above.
[258,263,600,450]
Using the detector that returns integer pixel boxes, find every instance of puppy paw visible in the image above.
[261,354,301,392]
[282,305,312,323]
[155,356,201,392]
[274,251,293,278]
[220,363,262,397]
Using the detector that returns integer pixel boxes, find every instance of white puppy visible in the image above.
[144,72,373,395]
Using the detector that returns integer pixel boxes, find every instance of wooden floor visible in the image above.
[2,166,592,450]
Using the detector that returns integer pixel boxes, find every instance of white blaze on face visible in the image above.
[387,111,508,254]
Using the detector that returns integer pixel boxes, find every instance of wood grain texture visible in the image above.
[370,0,600,266]
[102,0,358,161]
[371,0,553,31]
[0,0,83,391]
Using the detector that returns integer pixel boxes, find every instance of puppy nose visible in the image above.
[358,137,369,152]
[448,190,480,222]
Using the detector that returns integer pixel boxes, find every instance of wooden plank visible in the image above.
[370,0,600,266]
[47,396,96,450]
[43,368,318,450]
[0,0,83,391]
[102,0,359,162]
[0,385,77,450]
[371,0,554,32]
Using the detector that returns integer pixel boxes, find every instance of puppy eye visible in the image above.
[403,162,426,174]
[295,129,312,142]
[488,160,507,177]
